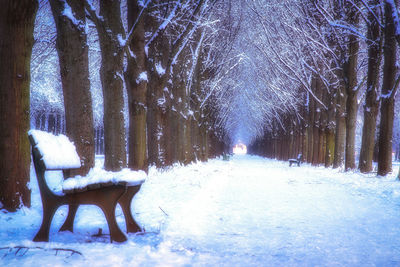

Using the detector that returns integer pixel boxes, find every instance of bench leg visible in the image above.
[33,203,58,242]
[99,200,127,243]
[118,186,142,233]
[59,204,79,232]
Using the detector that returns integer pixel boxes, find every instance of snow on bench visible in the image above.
[29,129,146,193]
[28,130,81,169]
[63,167,146,193]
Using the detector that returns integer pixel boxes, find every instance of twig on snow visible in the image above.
[0,246,83,258]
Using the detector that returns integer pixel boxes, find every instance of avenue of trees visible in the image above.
[246,0,400,176]
[1,0,400,212]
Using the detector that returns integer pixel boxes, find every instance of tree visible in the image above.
[0,0,38,211]
[331,1,348,169]
[377,0,399,176]
[124,1,148,172]
[50,0,95,176]
[343,2,361,171]
[359,0,382,173]
[85,0,127,171]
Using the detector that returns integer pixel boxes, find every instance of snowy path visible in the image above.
[135,155,400,266]
[2,155,400,266]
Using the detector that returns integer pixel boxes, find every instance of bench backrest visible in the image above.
[28,130,81,170]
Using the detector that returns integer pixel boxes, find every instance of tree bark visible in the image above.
[146,68,169,167]
[145,3,169,167]
[190,45,204,162]
[307,92,314,163]
[86,0,127,171]
[125,1,148,172]
[333,80,347,169]
[173,69,186,164]
[344,4,360,171]
[330,0,347,169]
[0,0,38,211]
[378,0,398,176]
[301,100,309,162]
[359,0,382,173]
[324,81,335,167]
[312,75,321,165]
[50,0,95,176]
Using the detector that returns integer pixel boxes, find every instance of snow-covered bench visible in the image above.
[28,130,146,243]
[289,153,302,167]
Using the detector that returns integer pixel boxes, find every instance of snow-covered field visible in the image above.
[2,155,400,266]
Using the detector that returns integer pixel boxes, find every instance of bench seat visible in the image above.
[63,168,146,194]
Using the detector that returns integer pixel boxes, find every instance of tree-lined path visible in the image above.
[2,0,400,212]
[2,1,400,265]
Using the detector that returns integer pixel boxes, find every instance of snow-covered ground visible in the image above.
[2,155,400,266]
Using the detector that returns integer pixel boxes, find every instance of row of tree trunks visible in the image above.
[0,0,38,211]
[31,111,104,155]
[33,112,64,134]
[94,127,105,155]
[250,7,397,177]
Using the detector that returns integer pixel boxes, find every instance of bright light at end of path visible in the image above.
[233,143,247,155]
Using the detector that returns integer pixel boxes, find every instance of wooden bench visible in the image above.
[222,152,231,161]
[29,130,145,243]
[289,154,302,167]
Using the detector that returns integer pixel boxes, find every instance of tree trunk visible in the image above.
[0,0,38,211]
[307,93,314,163]
[323,81,335,167]
[125,1,148,172]
[183,115,194,164]
[199,123,208,161]
[344,23,360,170]
[318,128,325,164]
[331,0,347,169]
[95,0,127,171]
[174,76,186,164]
[190,48,203,162]
[345,89,358,170]
[325,128,335,167]
[378,0,398,176]
[301,101,309,162]
[173,65,194,165]
[312,75,321,165]
[333,80,347,169]
[359,0,381,173]
[50,0,95,176]
[145,6,170,168]
[146,72,169,167]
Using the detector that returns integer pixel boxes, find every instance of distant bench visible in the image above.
[28,130,146,243]
[289,154,302,167]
